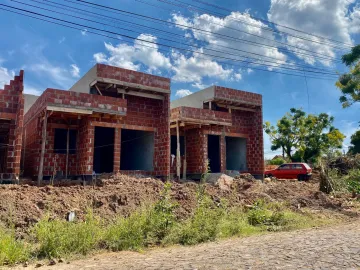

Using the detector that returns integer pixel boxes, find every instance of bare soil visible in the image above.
[0,171,358,235]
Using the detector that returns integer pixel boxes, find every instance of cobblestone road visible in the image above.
[32,222,360,270]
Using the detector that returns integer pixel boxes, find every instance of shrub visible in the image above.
[247,200,288,228]
[164,196,223,245]
[105,209,148,251]
[105,182,178,250]
[0,227,29,265]
[32,210,102,258]
[269,158,285,165]
[346,169,360,195]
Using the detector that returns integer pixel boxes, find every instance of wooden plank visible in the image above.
[95,78,170,94]
[38,110,47,186]
[95,85,103,96]
[117,88,164,100]
[176,121,181,179]
[178,117,232,126]
[216,103,257,112]
[182,130,187,180]
[65,128,69,179]
[0,112,16,120]
[46,106,93,115]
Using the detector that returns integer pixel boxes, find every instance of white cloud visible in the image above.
[268,0,358,66]
[191,82,209,89]
[175,89,193,98]
[171,49,237,83]
[24,84,41,95]
[59,37,66,44]
[247,68,254,74]
[70,64,80,78]
[81,29,87,36]
[0,66,15,89]
[94,34,171,73]
[171,11,287,70]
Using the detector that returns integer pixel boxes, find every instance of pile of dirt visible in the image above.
[0,172,358,235]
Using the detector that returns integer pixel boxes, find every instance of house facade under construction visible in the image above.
[0,71,24,182]
[22,64,171,181]
[170,86,264,179]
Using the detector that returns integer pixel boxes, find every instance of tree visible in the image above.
[349,130,360,154]
[263,108,306,160]
[264,108,345,163]
[336,45,360,108]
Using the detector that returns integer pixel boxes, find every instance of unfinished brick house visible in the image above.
[0,70,24,182]
[170,86,264,179]
[22,64,170,182]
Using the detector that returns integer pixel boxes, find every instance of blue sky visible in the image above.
[0,0,359,157]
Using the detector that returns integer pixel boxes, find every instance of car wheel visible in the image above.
[297,175,303,181]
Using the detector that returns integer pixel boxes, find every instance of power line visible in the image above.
[13,0,341,74]
[134,0,346,62]
[71,0,346,62]
[1,4,340,76]
[0,5,339,80]
[175,0,355,48]
[155,0,353,50]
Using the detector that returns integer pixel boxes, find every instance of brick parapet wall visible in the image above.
[0,70,24,178]
[170,107,232,124]
[24,89,127,125]
[214,86,262,106]
[96,64,171,91]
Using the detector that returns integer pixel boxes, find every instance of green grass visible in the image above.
[0,226,29,265]
[32,210,102,258]
[0,183,344,266]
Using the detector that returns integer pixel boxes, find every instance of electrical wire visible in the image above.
[0,4,341,77]
[13,0,341,74]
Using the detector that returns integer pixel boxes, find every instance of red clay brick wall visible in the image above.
[0,70,24,178]
[24,88,127,124]
[170,107,232,124]
[96,64,171,91]
[170,109,264,177]
[214,86,262,106]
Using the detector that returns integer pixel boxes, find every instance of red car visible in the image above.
[264,163,312,181]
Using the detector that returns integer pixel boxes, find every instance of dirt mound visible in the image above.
[0,173,358,235]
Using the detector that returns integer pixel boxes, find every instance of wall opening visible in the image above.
[54,129,77,154]
[208,135,220,173]
[0,120,10,174]
[120,129,154,171]
[226,137,247,171]
[93,127,115,173]
[171,135,184,156]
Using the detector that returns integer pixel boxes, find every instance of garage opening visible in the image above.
[0,120,10,174]
[208,135,220,173]
[121,129,154,171]
[226,137,247,171]
[93,127,115,173]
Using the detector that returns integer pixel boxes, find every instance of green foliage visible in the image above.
[0,227,29,265]
[268,157,285,165]
[264,108,345,162]
[346,169,360,195]
[247,200,288,229]
[349,131,360,154]
[32,210,102,258]
[336,45,360,108]
[105,182,178,250]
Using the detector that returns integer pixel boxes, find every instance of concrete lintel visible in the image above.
[0,112,16,120]
[91,78,170,94]
[172,117,232,127]
[117,88,164,100]
[46,105,92,115]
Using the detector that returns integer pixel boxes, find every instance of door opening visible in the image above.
[93,127,115,173]
[226,137,247,171]
[208,135,220,173]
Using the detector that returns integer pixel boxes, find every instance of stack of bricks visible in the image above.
[0,70,24,180]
